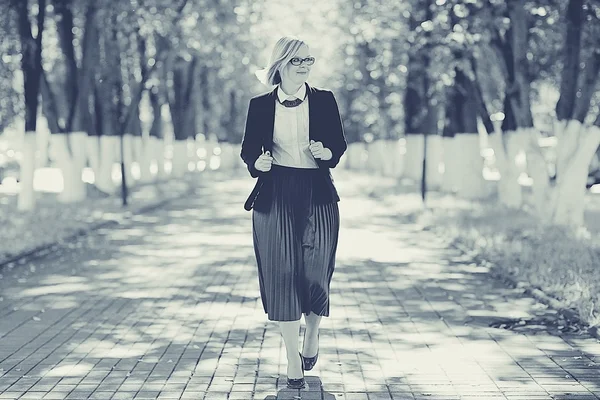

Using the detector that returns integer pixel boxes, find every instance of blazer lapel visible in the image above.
[263,88,277,152]
[306,82,318,142]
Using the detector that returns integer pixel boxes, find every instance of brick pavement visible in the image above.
[1,171,599,400]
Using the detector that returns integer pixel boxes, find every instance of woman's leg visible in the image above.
[279,320,303,379]
[302,312,321,357]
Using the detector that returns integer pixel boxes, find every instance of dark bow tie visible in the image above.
[280,97,304,108]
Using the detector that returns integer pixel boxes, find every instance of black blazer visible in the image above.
[240,83,347,211]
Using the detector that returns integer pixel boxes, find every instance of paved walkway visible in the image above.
[1,170,600,400]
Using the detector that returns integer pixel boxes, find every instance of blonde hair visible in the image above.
[265,37,308,86]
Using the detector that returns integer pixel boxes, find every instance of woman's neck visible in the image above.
[280,81,303,96]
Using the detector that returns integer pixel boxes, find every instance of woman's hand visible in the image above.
[309,140,332,161]
[254,150,273,172]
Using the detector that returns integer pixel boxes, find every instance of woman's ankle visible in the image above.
[286,351,303,378]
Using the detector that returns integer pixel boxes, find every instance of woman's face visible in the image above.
[280,44,312,87]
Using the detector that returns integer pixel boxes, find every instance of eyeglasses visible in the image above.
[289,57,315,66]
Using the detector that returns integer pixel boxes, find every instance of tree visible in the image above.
[532,0,600,227]
[10,0,46,211]
[41,0,99,202]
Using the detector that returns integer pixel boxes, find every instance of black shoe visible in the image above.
[287,353,305,389]
[301,352,318,371]
[301,332,319,371]
[286,377,305,389]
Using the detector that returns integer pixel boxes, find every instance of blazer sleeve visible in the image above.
[240,98,264,178]
[318,91,348,169]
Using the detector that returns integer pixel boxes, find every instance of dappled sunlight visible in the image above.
[19,281,94,297]
[1,172,600,399]
[43,363,94,378]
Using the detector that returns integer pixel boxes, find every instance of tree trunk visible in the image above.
[556,0,585,121]
[169,57,197,177]
[218,89,240,170]
[403,63,437,182]
[507,0,535,129]
[137,99,153,185]
[365,140,387,175]
[471,55,494,135]
[15,0,46,211]
[122,34,146,186]
[45,2,98,203]
[488,128,524,208]
[572,51,600,122]
[365,64,400,176]
[341,88,362,146]
[92,48,121,194]
[441,101,459,194]
[448,67,488,199]
[148,88,167,180]
[552,121,600,227]
[544,0,598,228]
[487,91,524,208]
[53,132,88,202]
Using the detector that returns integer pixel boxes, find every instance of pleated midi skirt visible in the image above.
[252,165,340,322]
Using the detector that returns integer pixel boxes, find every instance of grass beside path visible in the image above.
[351,171,600,331]
[0,170,236,269]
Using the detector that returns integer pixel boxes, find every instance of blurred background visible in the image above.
[0,0,599,225]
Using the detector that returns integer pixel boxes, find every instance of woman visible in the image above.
[240,36,347,389]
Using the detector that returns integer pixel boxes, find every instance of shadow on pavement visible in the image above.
[0,172,599,399]
[261,376,336,400]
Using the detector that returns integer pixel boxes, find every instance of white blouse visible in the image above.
[272,84,318,169]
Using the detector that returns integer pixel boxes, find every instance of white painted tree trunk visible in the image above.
[52,131,88,203]
[425,135,444,189]
[86,136,100,182]
[131,136,143,182]
[217,142,228,170]
[138,135,154,183]
[454,133,488,199]
[92,136,119,194]
[404,134,424,181]
[345,142,367,170]
[150,137,167,179]
[219,142,239,170]
[187,137,197,171]
[36,128,51,168]
[488,129,523,208]
[193,135,207,172]
[524,129,551,218]
[380,139,405,177]
[171,139,189,177]
[205,139,219,171]
[441,136,460,193]
[366,140,386,174]
[121,134,136,187]
[17,132,37,211]
[551,121,600,227]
